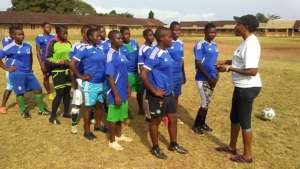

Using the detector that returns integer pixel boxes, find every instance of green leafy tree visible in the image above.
[148,10,154,19]
[10,0,96,15]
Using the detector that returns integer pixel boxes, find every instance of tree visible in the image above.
[256,13,269,23]
[148,10,154,19]
[255,13,281,23]
[267,14,281,20]
[97,10,134,18]
[10,0,96,15]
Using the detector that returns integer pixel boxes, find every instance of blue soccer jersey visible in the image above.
[120,39,139,73]
[167,39,184,74]
[143,46,173,96]
[35,33,55,61]
[0,41,33,73]
[100,39,111,55]
[138,43,155,65]
[106,48,129,105]
[2,36,13,47]
[71,41,88,75]
[194,40,219,81]
[73,44,106,84]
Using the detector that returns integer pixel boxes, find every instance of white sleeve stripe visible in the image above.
[3,42,15,51]
[73,56,81,61]
[106,48,114,63]
[149,47,159,60]
[143,65,152,70]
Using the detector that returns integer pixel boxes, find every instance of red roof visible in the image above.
[0,11,165,26]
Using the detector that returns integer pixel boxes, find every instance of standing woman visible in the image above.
[167,21,186,124]
[35,22,55,100]
[106,30,132,150]
[0,26,48,119]
[70,28,107,140]
[45,25,72,125]
[141,27,188,160]
[216,15,262,163]
[0,26,16,114]
[193,23,219,134]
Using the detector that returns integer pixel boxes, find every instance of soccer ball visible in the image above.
[261,108,276,120]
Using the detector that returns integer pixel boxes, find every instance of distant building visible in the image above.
[180,19,300,37]
[0,11,165,38]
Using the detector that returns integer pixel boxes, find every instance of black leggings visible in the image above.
[51,86,71,118]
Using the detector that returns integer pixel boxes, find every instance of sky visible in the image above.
[1,0,299,23]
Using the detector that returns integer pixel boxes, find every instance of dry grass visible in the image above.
[0,36,299,169]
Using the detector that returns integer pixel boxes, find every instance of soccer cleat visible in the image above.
[177,118,184,125]
[192,126,205,135]
[116,134,133,142]
[71,125,78,134]
[84,132,96,140]
[39,110,50,116]
[48,93,55,101]
[90,118,96,124]
[49,118,61,125]
[168,143,188,154]
[109,141,124,151]
[151,147,167,160]
[202,123,213,132]
[22,112,32,120]
[94,125,108,133]
[0,107,7,114]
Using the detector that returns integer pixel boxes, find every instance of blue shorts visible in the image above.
[82,81,106,107]
[5,71,13,91]
[172,73,183,97]
[9,72,41,95]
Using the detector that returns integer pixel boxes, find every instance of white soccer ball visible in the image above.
[261,108,276,120]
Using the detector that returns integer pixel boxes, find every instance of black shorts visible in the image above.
[230,87,261,130]
[51,69,71,90]
[146,92,177,119]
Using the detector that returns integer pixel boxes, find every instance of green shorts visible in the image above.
[107,101,128,122]
[128,73,143,94]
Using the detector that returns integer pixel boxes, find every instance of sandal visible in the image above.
[230,155,253,163]
[215,146,237,155]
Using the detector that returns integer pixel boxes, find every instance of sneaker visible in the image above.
[90,118,96,124]
[71,125,78,134]
[116,134,133,142]
[94,125,108,133]
[168,143,188,154]
[39,110,50,116]
[109,141,124,151]
[22,112,32,120]
[151,146,167,160]
[84,132,96,140]
[177,118,184,125]
[192,126,205,135]
[49,118,61,125]
[0,107,7,114]
[202,123,213,132]
[48,93,55,101]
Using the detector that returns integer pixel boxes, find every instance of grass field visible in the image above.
[0,35,299,169]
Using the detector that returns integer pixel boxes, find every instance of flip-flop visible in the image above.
[215,146,237,155]
[230,155,253,163]
[0,107,7,114]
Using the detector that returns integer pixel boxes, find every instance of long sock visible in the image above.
[71,107,80,126]
[51,89,64,119]
[16,95,26,113]
[34,93,45,112]
[194,108,203,127]
[63,87,71,116]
